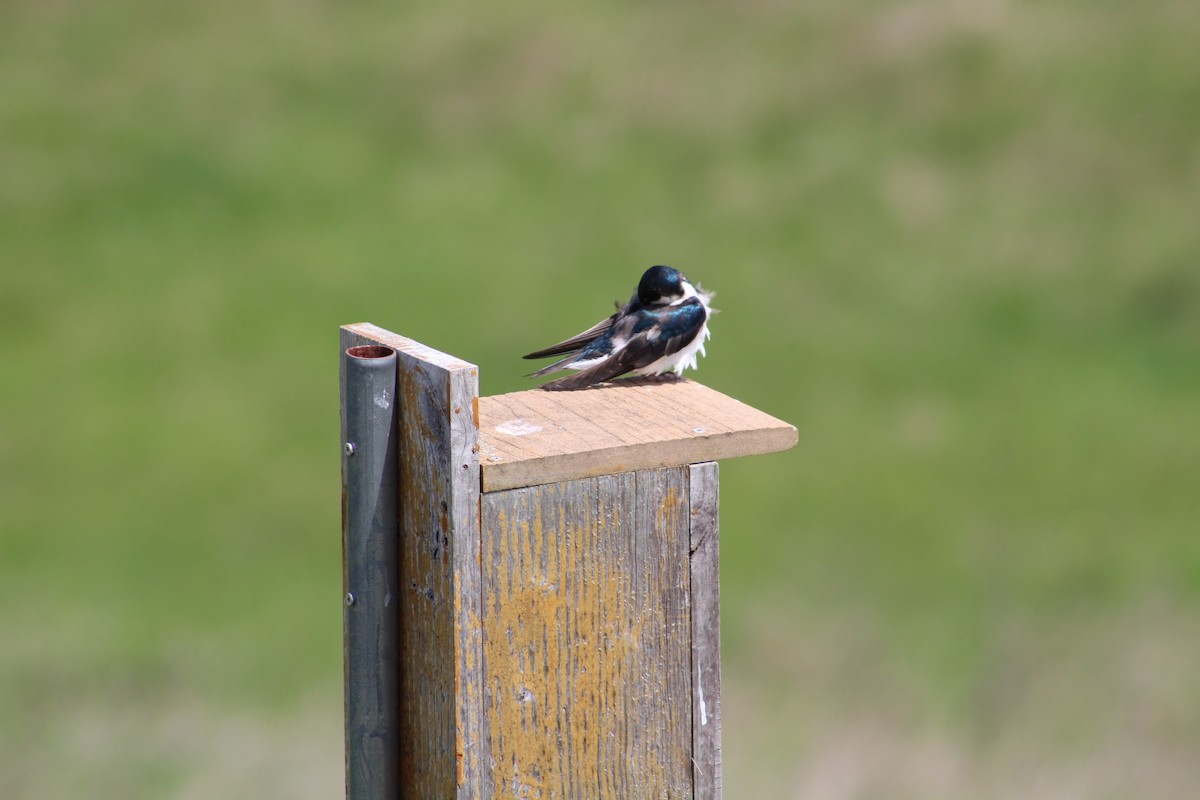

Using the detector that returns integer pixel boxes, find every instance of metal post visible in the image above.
[341,344,400,800]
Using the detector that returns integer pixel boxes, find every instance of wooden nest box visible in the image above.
[340,322,796,800]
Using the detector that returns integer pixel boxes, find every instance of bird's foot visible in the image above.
[635,372,683,385]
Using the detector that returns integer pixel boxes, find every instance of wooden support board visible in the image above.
[478,379,797,492]
[341,323,488,797]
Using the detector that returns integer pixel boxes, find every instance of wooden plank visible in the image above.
[481,477,601,798]
[478,378,797,492]
[689,462,722,800]
[481,468,694,799]
[617,467,693,798]
[341,324,487,799]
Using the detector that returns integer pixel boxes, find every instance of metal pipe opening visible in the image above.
[346,345,395,360]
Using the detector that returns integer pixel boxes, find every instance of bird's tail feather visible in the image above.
[526,352,579,378]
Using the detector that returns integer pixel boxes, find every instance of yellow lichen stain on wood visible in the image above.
[482,470,694,799]
[658,486,681,530]
[486,496,566,798]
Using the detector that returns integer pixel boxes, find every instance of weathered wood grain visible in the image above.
[689,462,722,800]
[481,468,694,799]
[341,323,487,799]
[478,378,798,492]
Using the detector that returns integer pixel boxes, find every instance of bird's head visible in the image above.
[637,265,692,306]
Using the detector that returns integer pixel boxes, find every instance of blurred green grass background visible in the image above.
[2,1,1198,797]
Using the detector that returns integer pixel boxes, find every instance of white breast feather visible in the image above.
[634,284,714,377]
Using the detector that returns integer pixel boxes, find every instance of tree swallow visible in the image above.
[524,265,715,391]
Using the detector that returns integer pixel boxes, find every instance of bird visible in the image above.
[523,265,715,391]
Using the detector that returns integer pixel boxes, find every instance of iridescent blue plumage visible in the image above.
[523,265,715,391]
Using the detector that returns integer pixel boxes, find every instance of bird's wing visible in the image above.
[522,312,618,360]
[537,352,640,390]
[539,300,706,391]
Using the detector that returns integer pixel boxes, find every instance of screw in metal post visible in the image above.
[345,592,355,607]
[344,442,356,456]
